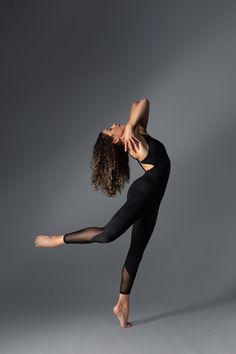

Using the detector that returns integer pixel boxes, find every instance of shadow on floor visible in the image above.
[131,295,236,327]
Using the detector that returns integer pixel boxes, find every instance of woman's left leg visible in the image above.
[113,200,161,328]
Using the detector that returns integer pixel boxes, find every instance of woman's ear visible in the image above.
[112,136,120,144]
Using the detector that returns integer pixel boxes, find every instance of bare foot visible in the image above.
[34,235,64,247]
[113,304,133,328]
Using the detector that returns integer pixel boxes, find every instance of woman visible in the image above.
[34,98,171,329]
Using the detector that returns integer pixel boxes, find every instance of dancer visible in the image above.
[34,98,171,328]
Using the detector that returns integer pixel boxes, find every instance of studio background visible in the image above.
[1,0,236,353]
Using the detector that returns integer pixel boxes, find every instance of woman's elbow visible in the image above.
[142,97,150,104]
[134,97,149,104]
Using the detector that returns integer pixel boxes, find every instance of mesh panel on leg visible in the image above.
[119,265,135,295]
[63,227,104,244]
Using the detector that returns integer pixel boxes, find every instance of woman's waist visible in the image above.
[144,159,171,173]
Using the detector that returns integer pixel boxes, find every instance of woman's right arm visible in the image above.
[127,98,150,131]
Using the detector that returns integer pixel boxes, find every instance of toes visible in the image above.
[126,321,133,327]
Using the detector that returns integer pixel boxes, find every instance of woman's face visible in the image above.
[102,123,126,140]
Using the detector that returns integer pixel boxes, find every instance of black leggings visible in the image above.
[63,164,170,295]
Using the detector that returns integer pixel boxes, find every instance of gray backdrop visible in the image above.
[1,0,236,353]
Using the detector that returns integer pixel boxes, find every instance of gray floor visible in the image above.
[2,297,236,354]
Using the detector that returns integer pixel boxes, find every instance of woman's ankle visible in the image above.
[52,235,65,245]
[117,293,130,306]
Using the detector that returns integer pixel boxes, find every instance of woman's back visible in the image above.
[128,132,171,171]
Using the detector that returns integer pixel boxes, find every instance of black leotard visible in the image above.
[63,134,171,294]
[138,134,170,167]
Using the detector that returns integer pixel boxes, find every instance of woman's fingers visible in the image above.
[128,139,138,152]
[121,125,141,152]
[123,135,141,152]
[126,140,131,152]
[131,137,140,149]
[134,138,141,148]
[132,139,138,150]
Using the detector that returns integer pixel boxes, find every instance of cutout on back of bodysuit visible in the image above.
[138,135,155,171]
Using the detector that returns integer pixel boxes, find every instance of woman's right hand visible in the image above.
[121,124,141,152]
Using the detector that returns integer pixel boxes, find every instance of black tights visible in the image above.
[63,168,168,295]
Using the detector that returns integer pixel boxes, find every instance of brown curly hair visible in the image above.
[90,132,130,197]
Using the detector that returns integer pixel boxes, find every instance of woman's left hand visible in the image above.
[121,124,141,152]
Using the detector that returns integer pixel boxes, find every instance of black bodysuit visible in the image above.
[63,135,171,294]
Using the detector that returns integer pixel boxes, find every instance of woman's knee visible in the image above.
[92,229,117,243]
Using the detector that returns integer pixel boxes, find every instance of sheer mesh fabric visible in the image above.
[119,265,135,295]
[64,227,104,244]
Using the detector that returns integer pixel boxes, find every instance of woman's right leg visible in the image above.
[63,175,157,244]
[63,190,153,244]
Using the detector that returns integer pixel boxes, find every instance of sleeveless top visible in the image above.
[137,134,171,168]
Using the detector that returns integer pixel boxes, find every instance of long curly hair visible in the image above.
[90,132,130,197]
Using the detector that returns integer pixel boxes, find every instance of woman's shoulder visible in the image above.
[137,130,152,140]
